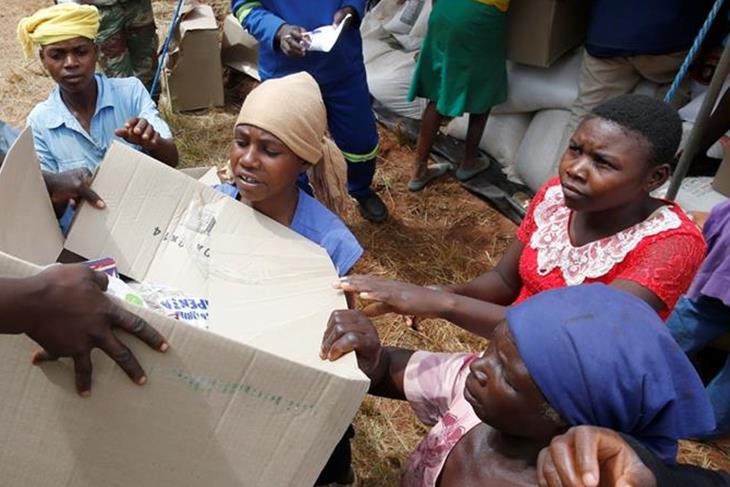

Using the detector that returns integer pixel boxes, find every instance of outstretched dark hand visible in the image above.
[115,117,161,151]
[334,275,448,319]
[43,167,104,217]
[320,309,383,380]
[24,264,168,396]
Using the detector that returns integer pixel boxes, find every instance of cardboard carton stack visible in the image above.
[506,0,592,68]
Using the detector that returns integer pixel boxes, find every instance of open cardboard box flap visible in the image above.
[179,1,218,35]
[164,3,224,111]
[0,129,368,486]
[222,14,261,80]
[179,165,220,185]
[0,129,64,264]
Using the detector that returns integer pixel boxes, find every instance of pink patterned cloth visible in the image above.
[402,351,482,487]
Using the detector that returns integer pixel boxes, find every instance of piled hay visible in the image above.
[0,1,727,484]
[160,105,236,167]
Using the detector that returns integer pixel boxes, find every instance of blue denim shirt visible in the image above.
[26,74,172,173]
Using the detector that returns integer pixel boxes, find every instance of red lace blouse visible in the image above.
[514,179,706,319]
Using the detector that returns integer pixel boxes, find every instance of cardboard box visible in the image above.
[221,14,261,81]
[164,3,225,111]
[180,165,222,186]
[506,0,591,68]
[0,129,368,486]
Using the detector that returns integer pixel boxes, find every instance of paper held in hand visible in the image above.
[304,13,352,52]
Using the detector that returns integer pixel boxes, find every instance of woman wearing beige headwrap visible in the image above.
[215,72,362,278]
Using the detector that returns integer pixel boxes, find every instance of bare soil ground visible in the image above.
[1,1,728,484]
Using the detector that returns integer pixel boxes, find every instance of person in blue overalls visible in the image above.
[231,0,388,223]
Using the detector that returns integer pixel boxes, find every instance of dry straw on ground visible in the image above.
[0,1,727,484]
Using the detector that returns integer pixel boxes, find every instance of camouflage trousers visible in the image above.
[95,0,159,90]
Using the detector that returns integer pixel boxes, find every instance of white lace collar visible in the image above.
[529,185,681,285]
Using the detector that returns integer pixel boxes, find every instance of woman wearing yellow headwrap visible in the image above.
[213,71,360,485]
[19,3,178,175]
[17,3,99,59]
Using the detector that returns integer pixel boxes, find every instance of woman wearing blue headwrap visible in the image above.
[321,284,715,486]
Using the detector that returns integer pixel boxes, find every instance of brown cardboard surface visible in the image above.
[199,166,222,186]
[180,165,212,179]
[0,136,368,486]
[207,234,344,363]
[0,128,63,265]
[180,166,221,186]
[164,4,224,111]
[179,0,217,34]
[66,143,329,294]
[506,0,591,68]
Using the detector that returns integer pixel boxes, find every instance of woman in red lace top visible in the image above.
[334,95,705,337]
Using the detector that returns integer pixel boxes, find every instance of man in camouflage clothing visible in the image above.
[83,0,159,90]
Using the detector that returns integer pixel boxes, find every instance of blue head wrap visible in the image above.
[507,284,715,463]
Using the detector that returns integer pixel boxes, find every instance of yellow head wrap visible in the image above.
[17,4,100,59]
[235,72,350,216]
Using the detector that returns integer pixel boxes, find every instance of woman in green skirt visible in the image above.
[407,0,509,191]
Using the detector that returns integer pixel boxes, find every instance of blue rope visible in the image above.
[664,0,725,103]
[150,0,186,99]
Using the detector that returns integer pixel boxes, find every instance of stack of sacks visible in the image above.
[362,2,584,189]
[362,0,432,119]
[444,113,534,183]
[444,55,662,190]
[362,3,662,191]
[513,79,661,189]
[445,51,583,187]
[510,109,571,188]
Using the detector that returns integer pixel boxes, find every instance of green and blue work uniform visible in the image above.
[231,0,378,199]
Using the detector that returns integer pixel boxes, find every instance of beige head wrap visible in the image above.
[17,4,99,59]
[235,72,350,216]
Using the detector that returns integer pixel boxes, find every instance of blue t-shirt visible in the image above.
[26,74,172,173]
[215,183,363,276]
[586,0,712,58]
